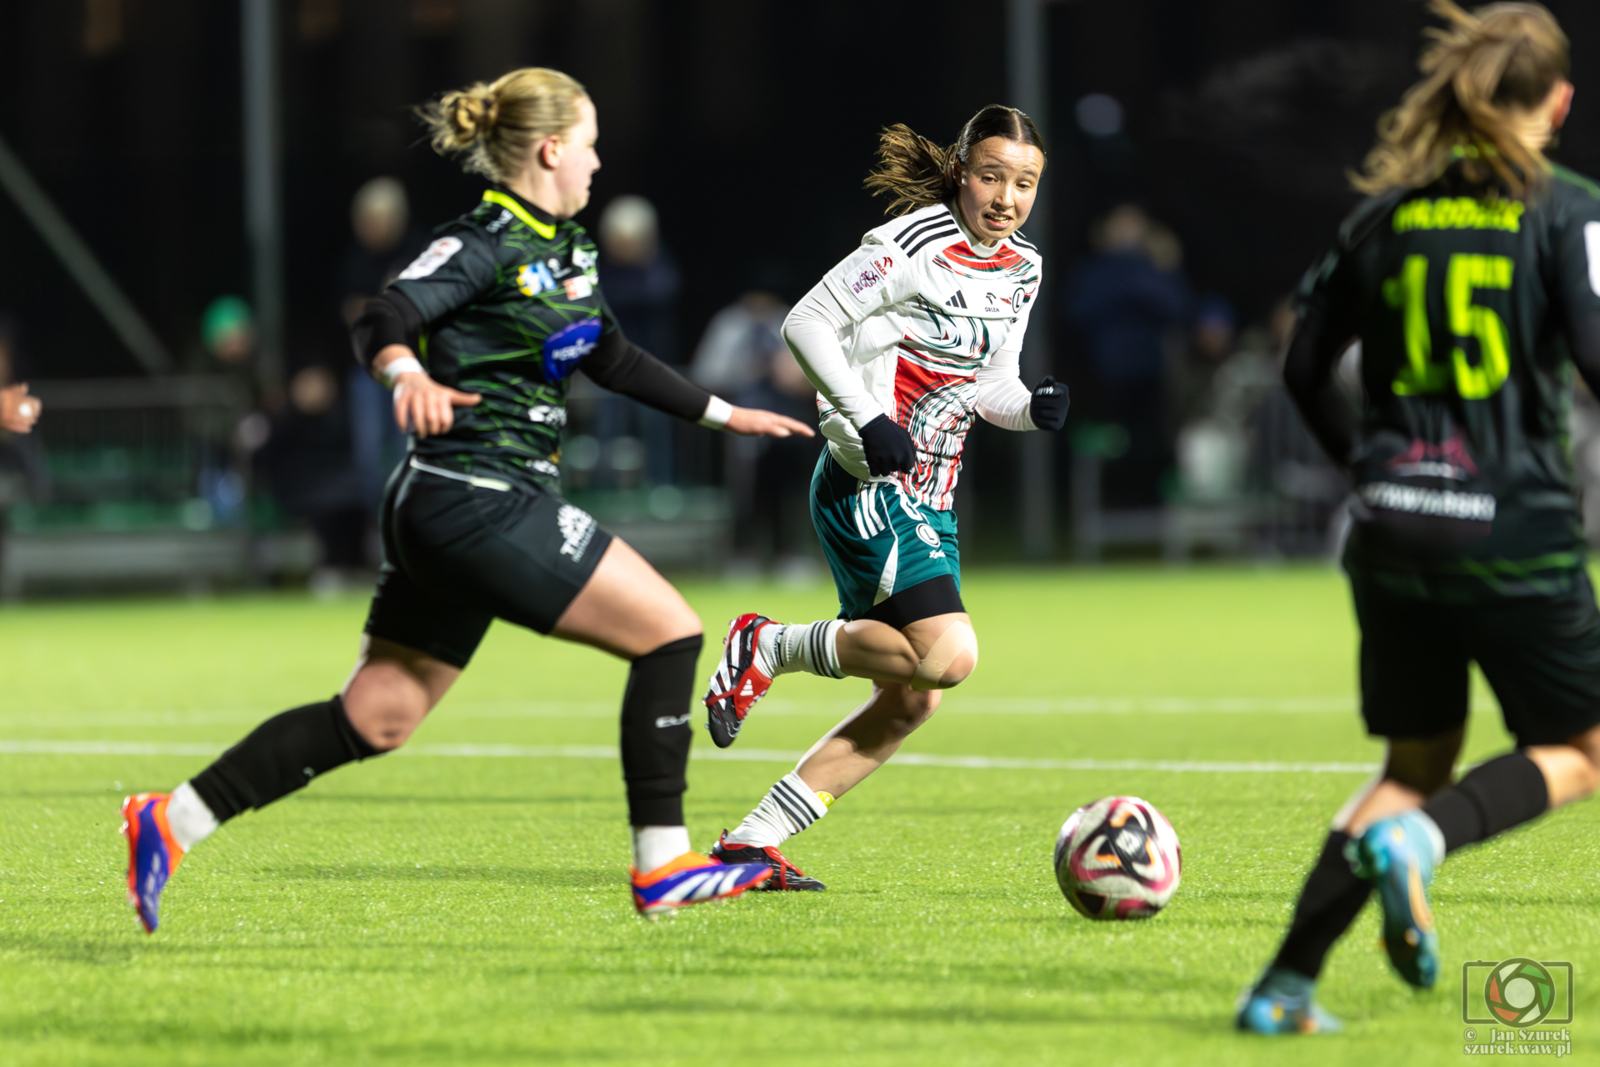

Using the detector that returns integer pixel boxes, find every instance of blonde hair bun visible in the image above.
[445,90,499,148]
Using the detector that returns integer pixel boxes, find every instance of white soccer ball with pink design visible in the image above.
[1054,796,1182,920]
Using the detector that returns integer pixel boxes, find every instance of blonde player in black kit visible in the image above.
[120,68,814,928]
[1240,2,1600,1034]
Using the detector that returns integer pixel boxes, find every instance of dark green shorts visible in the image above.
[1351,572,1600,747]
[363,458,613,667]
[811,450,963,624]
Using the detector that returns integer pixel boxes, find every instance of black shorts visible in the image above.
[1351,572,1600,747]
[363,459,614,667]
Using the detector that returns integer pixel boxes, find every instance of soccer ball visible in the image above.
[1054,795,1182,920]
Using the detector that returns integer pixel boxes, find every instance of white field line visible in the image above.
[10,696,1362,727]
[0,739,1378,774]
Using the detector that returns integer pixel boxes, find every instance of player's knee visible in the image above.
[647,600,702,650]
[344,663,434,751]
[910,621,979,691]
[345,704,418,752]
[1567,743,1600,799]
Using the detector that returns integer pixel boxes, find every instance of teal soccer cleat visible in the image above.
[1235,966,1343,1034]
[1355,810,1443,989]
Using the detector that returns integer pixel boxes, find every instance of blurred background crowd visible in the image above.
[4,0,1600,596]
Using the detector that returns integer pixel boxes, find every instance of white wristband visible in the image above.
[378,355,425,389]
[698,395,734,429]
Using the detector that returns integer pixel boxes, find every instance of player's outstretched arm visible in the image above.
[720,405,814,438]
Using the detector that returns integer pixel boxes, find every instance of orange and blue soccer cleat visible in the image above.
[702,613,779,748]
[1235,966,1343,1035]
[630,852,772,918]
[121,792,185,933]
[1354,810,1442,989]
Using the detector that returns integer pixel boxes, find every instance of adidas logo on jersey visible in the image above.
[946,291,968,309]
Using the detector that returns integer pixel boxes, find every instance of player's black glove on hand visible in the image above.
[859,414,917,476]
[1029,376,1070,431]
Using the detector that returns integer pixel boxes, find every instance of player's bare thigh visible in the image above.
[553,538,701,659]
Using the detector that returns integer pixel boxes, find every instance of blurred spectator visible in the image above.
[340,177,425,327]
[691,277,821,575]
[258,364,368,591]
[1064,204,1192,507]
[598,195,680,361]
[338,178,415,515]
[1246,300,1349,554]
[1173,296,1238,423]
[592,195,681,486]
[1175,300,1278,506]
[202,296,258,369]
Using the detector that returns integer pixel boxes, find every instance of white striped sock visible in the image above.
[728,772,832,848]
[770,620,844,679]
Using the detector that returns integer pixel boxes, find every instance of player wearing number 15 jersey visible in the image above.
[1239,1,1600,1035]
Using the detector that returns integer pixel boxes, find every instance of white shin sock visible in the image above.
[728,772,833,849]
[631,825,691,872]
[164,781,220,852]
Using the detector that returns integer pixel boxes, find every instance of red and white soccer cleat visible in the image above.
[702,613,779,749]
[709,830,826,891]
[630,852,772,918]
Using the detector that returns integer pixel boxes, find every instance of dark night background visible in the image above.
[3,0,1600,549]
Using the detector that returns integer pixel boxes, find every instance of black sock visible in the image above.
[619,635,701,827]
[1269,830,1372,980]
[1422,751,1549,854]
[189,696,381,821]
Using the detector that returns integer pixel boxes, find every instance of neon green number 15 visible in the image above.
[1384,253,1513,400]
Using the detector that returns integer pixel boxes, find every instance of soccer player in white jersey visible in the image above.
[699,105,1071,888]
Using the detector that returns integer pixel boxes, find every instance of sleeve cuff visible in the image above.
[698,395,734,429]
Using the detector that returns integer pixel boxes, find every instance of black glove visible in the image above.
[1029,376,1070,431]
[858,413,917,476]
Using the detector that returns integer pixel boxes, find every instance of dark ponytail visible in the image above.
[864,104,1047,216]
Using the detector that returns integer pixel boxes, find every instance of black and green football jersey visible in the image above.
[1300,163,1600,600]
[389,187,614,490]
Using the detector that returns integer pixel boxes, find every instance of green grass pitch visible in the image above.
[2,565,1597,1065]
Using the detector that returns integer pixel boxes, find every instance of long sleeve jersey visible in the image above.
[385,187,713,491]
[783,202,1043,511]
[1285,162,1600,600]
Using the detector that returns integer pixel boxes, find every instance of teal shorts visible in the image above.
[811,450,963,623]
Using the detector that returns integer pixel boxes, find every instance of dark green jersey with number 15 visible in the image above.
[1300,163,1600,601]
